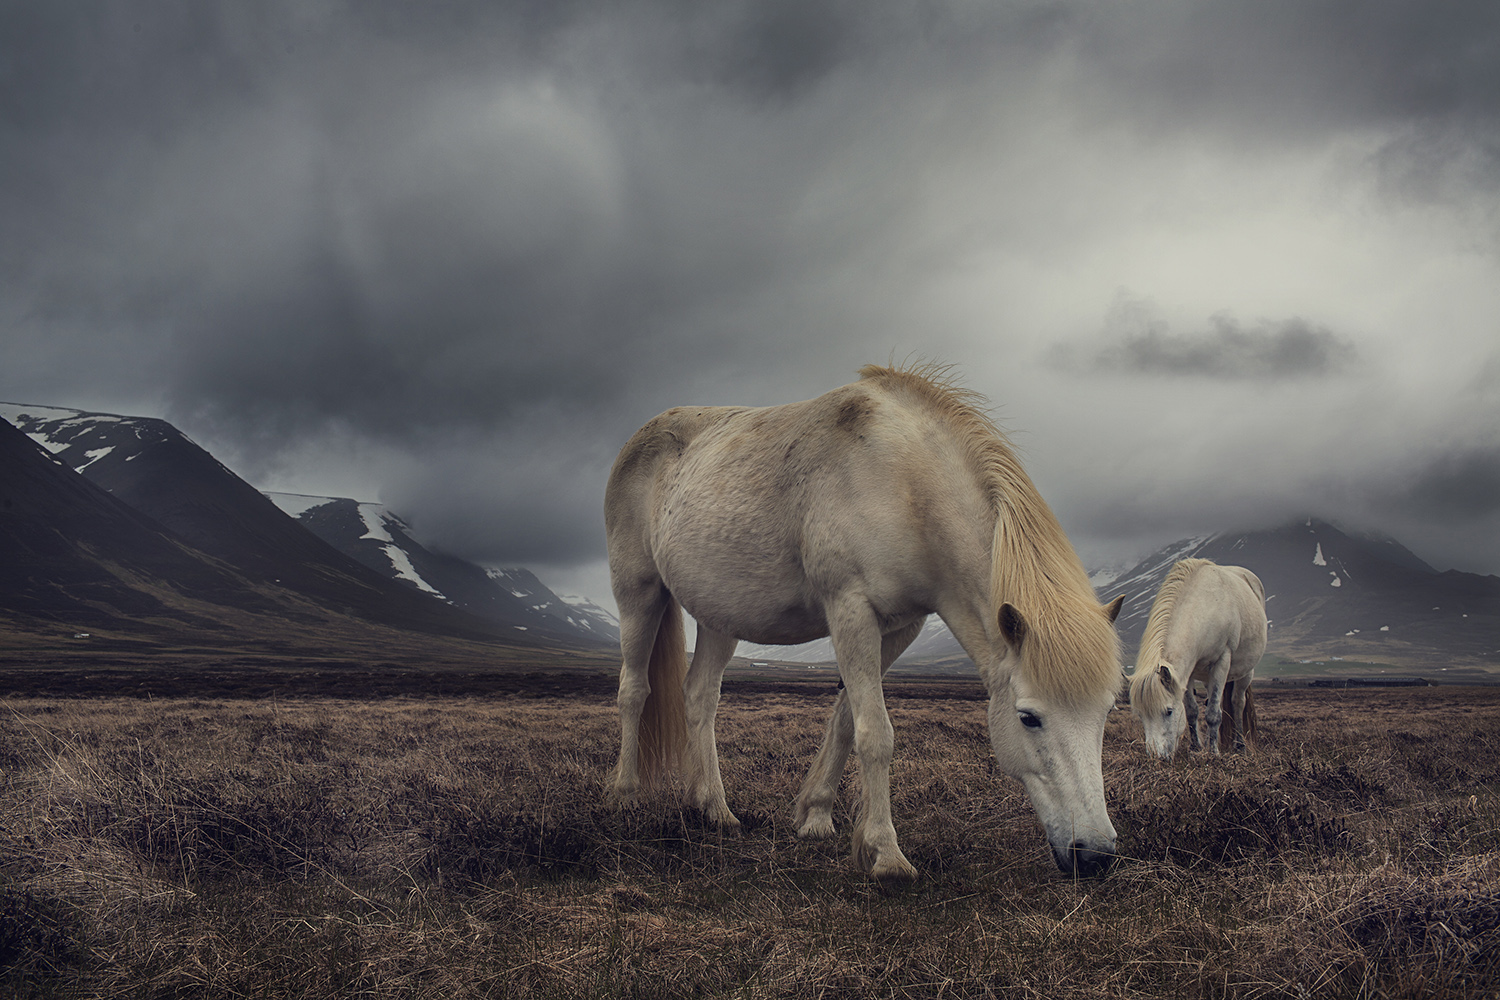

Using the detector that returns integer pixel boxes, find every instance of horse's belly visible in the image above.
[677,586,829,645]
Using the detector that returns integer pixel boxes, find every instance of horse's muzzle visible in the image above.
[1054,840,1116,878]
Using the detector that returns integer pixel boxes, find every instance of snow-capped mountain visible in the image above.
[0,412,571,659]
[484,568,621,643]
[743,518,1500,671]
[1105,519,1498,668]
[266,492,619,644]
[0,402,611,650]
[7,401,1493,671]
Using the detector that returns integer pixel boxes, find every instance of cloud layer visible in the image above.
[4,1,1499,594]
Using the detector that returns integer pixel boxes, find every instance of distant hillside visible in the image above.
[0,403,611,658]
[265,493,619,643]
[0,415,584,667]
[747,519,1500,673]
[1100,519,1500,668]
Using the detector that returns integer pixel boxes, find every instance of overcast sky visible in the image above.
[4,1,1499,605]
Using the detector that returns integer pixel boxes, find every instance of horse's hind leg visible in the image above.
[793,687,851,840]
[683,624,741,829]
[794,619,923,841]
[611,585,671,806]
[1229,678,1251,753]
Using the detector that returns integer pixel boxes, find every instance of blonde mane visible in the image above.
[858,363,1121,703]
[1129,558,1216,713]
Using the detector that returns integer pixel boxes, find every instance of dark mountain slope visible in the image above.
[0,404,599,648]
[1099,519,1500,667]
[0,416,606,667]
[270,494,619,643]
[0,415,266,631]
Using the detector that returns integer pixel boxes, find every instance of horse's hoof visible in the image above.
[796,814,836,840]
[607,787,641,810]
[870,859,919,891]
[852,832,916,887]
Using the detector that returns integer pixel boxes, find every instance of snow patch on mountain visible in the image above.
[0,403,91,453]
[1088,564,1127,591]
[357,503,395,544]
[77,446,115,471]
[383,544,445,597]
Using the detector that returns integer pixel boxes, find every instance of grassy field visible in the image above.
[1,674,1496,998]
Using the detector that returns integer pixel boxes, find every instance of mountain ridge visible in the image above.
[742,518,1500,672]
[0,402,612,655]
[264,491,620,643]
[6,401,1495,675]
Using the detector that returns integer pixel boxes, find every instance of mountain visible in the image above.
[0,414,558,664]
[0,403,609,652]
[265,492,620,643]
[1103,519,1500,668]
[746,518,1500,672]
[0,411,280,635]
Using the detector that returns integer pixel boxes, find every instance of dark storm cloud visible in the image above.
[1398,446,1500,520]
[1049,297,1359,380]
[1075,1,1500,133]
[5,0,1500,579]
[1100,315,1358,380]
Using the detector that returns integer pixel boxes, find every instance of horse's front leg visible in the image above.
[1184,685,1201,751]
[828,598,916,887]
[1202,652,1233,755]
[795,618,923,842]
[683,626,741,829]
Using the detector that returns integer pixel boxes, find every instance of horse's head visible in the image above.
[1130,661,1187,759]
[987,599,1121,878]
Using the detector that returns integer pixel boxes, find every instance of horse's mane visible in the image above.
[1128,558,1215,713]
[858,363,1121,703]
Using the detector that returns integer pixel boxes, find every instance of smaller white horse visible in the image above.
[1129,559,1266,757]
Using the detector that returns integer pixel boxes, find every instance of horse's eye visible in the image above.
[1018,711,1043,730]
[1164,708,1174,719]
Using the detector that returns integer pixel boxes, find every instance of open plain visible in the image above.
[0,671,1496,999]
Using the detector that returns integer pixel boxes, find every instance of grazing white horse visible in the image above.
[1128,559,1266,757]
[604,363,1125,884]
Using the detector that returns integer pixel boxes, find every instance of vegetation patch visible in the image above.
[0,683,1496,998]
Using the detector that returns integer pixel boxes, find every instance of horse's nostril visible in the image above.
[1056,840,1117,878]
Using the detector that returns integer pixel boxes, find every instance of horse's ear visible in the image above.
[999,603,1028,650]
[1157,662,1175,691]
[1103,595,1124,623]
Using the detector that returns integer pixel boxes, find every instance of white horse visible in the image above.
[1128,559,1266,757]
[604,363,1125,884]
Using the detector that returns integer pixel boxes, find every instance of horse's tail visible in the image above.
[638,595,688,787]
[1241,683,1258,749]
[1218,681,1258,751]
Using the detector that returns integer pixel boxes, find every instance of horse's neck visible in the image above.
[1159,608,1207,676]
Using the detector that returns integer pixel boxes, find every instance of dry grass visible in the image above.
[0,681,1497,998]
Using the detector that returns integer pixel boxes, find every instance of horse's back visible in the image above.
[1162,562,1267,674]
[605,378,990,644]
[1205,564,1267,675]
